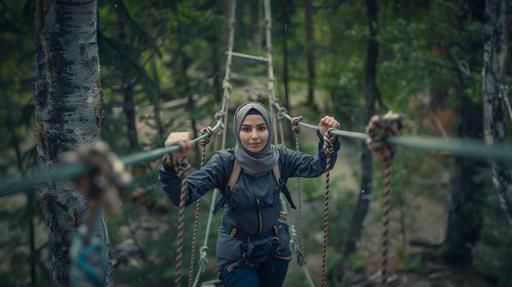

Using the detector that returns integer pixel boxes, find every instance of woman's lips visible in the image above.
[250,143,260,147]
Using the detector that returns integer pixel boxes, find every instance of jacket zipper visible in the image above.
[256,197,262,234]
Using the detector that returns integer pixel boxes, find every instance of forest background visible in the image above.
[0,0,511,286]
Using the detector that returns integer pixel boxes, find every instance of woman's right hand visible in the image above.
[164,132,195,158]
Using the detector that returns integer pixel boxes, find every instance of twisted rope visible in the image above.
[66,141,131,287]
[187,128,213,287]
[380,158,392,287]
[366,111,404,287]
[291,116,306,266]
[321,128,336,287]
[174,157,192,287]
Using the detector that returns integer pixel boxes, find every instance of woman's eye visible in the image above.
[258,127,267,132]
[242,127,251,132]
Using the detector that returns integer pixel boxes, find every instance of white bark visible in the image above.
[483,0,512,226]
[34,0,110,285]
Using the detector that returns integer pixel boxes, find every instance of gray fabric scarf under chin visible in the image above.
[234,102,279,177]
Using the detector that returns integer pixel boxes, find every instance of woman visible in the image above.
[160,102,341,287]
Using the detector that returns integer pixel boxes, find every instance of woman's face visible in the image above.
[239,114,269,153]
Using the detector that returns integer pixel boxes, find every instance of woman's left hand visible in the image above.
[319,115,341,135]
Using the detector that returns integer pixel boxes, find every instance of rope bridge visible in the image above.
[1,0,512,286]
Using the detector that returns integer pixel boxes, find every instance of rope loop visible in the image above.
[67,141,131,287]
[66,141,131,215]
[277,106,287,120]
[222,80,232,92]
[323,128,336,165]
[366,111,404,162]
[291,116,303,134]
[200,127,214,147]
[214,111,226,121]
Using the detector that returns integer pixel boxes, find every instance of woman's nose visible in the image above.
[250,129,258,138]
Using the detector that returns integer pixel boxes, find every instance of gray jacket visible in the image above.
[159,132,340,266]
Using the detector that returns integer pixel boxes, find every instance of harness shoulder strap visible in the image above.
[272,162,280,184]
[227,160,241,190]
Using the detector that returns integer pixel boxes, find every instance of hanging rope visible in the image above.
[174,157,192,287]
[67,141,131,287]
[187,127,214,287]
[366,112,404,287]
[321,128,336,287]
[291,116,306,266]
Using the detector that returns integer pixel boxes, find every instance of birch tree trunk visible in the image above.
[483,0,512,226]
[34,1,110,286]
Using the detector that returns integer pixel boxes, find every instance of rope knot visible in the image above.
[214,111,225,121]
[66,141,131,216]
[277,106,287,120]
[200,127,214,146]
[222,80,232,92]
[174,157,192,180]
[323,128,336,161]
[291,116,303,134]
[366,111,404,162]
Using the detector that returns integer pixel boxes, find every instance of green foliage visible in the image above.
[0,0,511,285]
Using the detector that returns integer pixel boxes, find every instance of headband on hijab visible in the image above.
[233,102,279,177]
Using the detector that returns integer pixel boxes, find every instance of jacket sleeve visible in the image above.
[159,152,227,207]
[284,130,341,178]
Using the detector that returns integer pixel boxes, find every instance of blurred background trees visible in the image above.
[0,0,511,286]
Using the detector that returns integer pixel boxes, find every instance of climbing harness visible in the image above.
[67,141,131,287]
[366,112,404,286]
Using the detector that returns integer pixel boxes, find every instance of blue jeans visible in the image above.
[219,255,290,287]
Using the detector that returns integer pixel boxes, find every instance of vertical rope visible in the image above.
[292,117,305,254]
[380,158,392,287]
[321,129,335,287]
[366,112,404,287]
[174,158,191,287]
[187,129,212,287]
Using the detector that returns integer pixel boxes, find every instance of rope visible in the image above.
[291,116,306,265]
[67,141,131,287]
[366,112,404,286]
[174,157,192,287]
[192,133,222,287]
[4,99,512,197]
[321,128,336,287]
[187,128,213,287]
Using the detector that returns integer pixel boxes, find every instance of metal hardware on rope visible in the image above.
[321,128,336,287]
[187,128,214,287]
[366,111,404,287]
[291,116,306,266]
[174,157,192,287]
[66,141,131,287]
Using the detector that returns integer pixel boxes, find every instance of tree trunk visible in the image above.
[329,0,379,283]
[483,0,512,226]
[304,0,316,109]
[118,19,138,149]
[442,90,485,266]
[34,1,110,286]
[442,0,486,267]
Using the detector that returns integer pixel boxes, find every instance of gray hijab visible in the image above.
[234,102,279,177]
